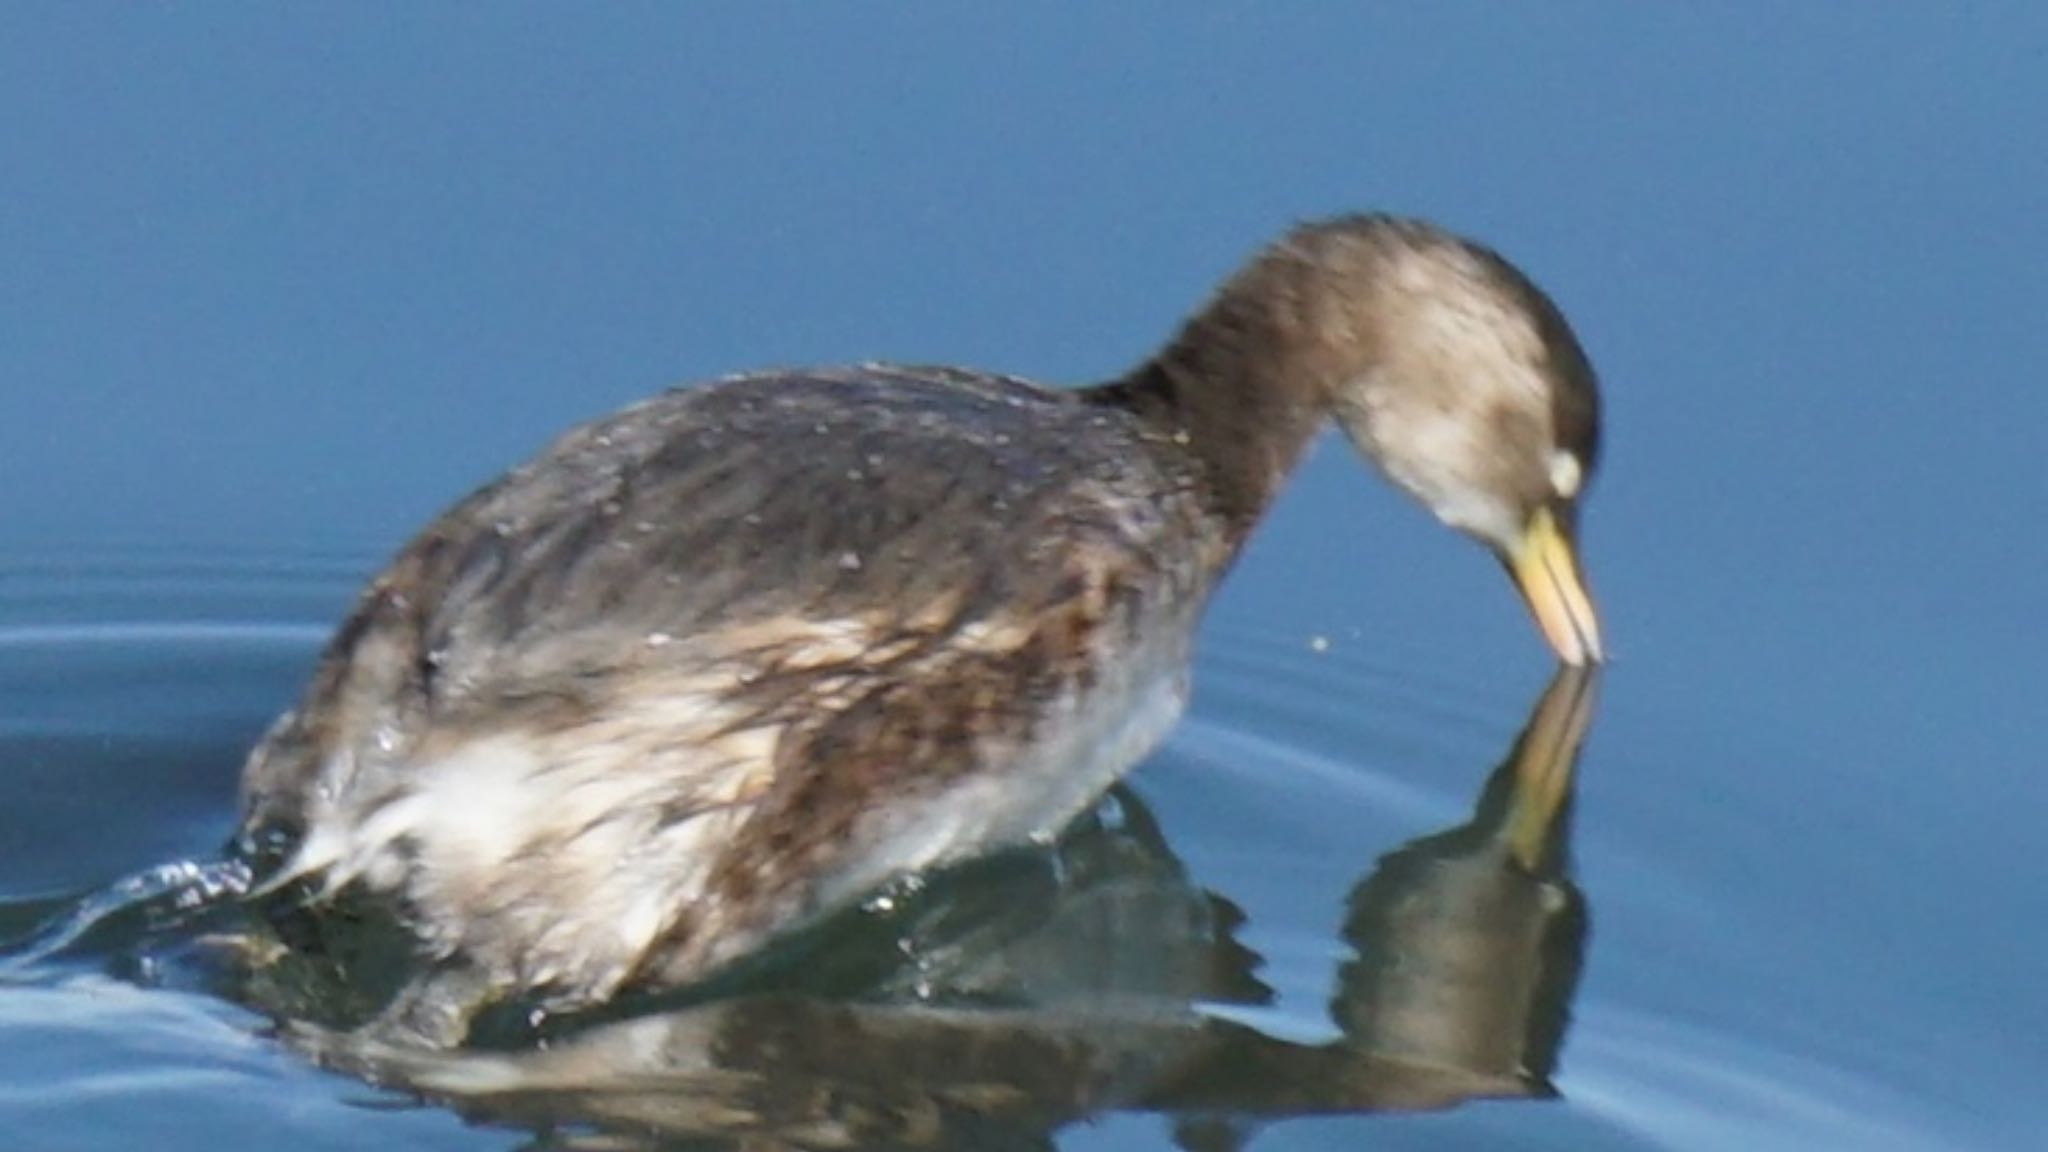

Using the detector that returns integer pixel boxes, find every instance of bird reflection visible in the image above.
[270,666,1597,1151]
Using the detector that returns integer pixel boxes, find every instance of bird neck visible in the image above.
[1086,247,1364,551]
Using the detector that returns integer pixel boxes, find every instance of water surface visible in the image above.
[4,7,2046,1149]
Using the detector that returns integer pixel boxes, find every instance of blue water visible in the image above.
[5,7,2046,1149]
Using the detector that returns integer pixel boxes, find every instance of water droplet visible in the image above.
[1309,635,1330,653]
[742,512,763,526]
[846,468,865,482]
[646,631,674,648]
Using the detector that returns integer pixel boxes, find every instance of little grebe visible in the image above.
[238,214,1604,1034]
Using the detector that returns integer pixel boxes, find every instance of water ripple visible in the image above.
[1567,1006,1963,1152]
[0,858,253,978]
[0,552,1992,1150]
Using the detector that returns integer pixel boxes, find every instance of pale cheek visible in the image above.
[1428,486,1522,548]
[1376,408,1520,545]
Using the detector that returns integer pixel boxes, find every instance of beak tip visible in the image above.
[1571,632,1606,667]
[1508,508,1603,669]
[1550,637,1598,668]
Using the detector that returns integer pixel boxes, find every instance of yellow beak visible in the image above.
[1507,507,1604,666]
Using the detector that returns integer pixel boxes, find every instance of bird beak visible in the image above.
[1507,506,1604,665]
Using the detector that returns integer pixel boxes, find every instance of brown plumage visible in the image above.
[238,214,1604,1039]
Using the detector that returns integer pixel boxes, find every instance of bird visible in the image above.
[235,213,1604,1039]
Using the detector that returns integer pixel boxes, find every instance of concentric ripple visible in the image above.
[0,557,1997,1150]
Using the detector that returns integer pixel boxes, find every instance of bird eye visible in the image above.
[1548,451,1582,499]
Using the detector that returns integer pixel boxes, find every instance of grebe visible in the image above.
[237,214,1604,1036]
